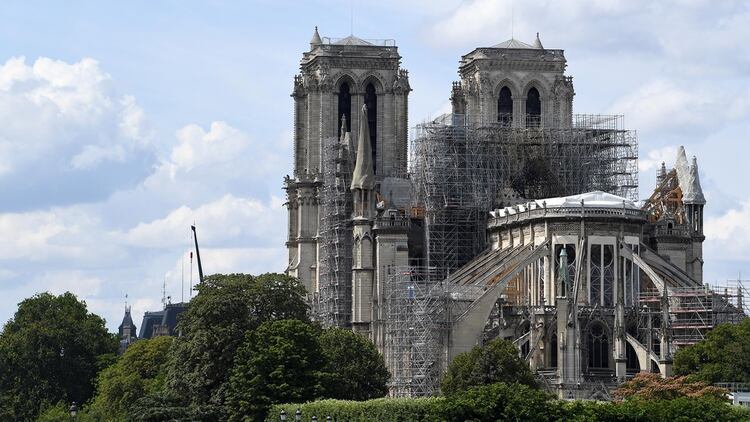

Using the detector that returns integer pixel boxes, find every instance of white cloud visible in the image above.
[0,56,152,181]
[705,199,750,261]
[71,144,127,169]
[639,145,677,173]
[0,206,112,262]
[607,80,711,133]
[123,194,279,249]
[36,270,104,297]
[170,121,248,172]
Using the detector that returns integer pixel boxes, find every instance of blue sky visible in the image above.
[1,0,749,331]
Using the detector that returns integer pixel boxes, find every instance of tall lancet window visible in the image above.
[497,86,513,127]
[526,87,541,128]
[337,82,351,138]
[587,322,610,369]
[364,83,377,172]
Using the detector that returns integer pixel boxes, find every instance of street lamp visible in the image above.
[295,409,301,421]
[280,409,287,421]
[69,402,77,418]
[312,417,317,422]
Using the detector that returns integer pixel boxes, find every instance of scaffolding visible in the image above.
[385,266,447,397]
[410,114,638,277]
[638,282,747,348]
[316,137,354,327]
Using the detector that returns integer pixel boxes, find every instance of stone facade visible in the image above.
[451,34,574,128]
[285,28,410,296]
[282,31,735,400]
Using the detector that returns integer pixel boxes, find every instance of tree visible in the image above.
[440,338,536,396]
[0,292,118,421]
[674,319,750,383]
[439,382,559,422]
[165,273,308,408]
[613,373,728,402]
[319,328,389,401]
[87,336,174,421]
[225,319,325,422]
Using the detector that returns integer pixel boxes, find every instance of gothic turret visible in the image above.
[351,105,376,335]
[683,156,706,205]
[310,26,322,49]
[118,305,137,354]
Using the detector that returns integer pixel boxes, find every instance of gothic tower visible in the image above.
[285,27,410,297]
[451,33,574,128]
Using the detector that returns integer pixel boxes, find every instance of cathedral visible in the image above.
[284,28,746,399]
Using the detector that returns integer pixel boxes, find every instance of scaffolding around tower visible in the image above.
[385,266,448,397]
[316,136,355,327]
[410,114,638,277]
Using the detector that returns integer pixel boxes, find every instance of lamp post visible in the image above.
[280,409,287,421]
[312,417,317,422]
[295,409,301,421]
[69,402,77,419]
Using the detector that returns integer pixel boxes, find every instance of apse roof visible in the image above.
[491,191,640,218]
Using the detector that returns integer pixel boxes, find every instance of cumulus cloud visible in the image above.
[705,200,750,262]
[123,194,281,249]
[170,121,248,172]
[0,56,154,209]
[639,145,678,173]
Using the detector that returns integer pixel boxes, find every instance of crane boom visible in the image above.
[191,225,204,283]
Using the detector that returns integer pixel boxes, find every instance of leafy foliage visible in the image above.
[440,337,536,396]
[164,273,308,407]
[0,292,118,421]
[562,396,750,422]
[86,336,174,421]
[268,397,444,422]
[613,373,728,401]
[270,384,750,422]
[319,328,389,401]
[127,390,226,422]
[226,319,326,422]
[438,382,560,422]
[674,319,750,383]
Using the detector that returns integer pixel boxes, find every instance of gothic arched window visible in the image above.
[550,330,558,368]
[526,87,541,128]
[587,322,609,369]
[364,83,377,173]
[337,82,351,138]
[497,86,513,126]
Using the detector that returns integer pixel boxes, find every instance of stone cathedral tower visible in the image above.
[284,27,410,298]
[450,33,574,128]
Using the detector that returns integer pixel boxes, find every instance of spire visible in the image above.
[339,114,348,142]
[675,145,689,189]
[351,104,375,190]
[533,32,544,49]
[684,156,706,204]
[310,26,322,48]
[657,161,667,185]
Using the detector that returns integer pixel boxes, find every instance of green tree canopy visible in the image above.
[674,319,750,383]
[0,292,118,421]
[165,273,308,407]
[319,328,389,401]
[87,336,174,421]
[440,338,536,396]
[226,319,325,422]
